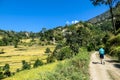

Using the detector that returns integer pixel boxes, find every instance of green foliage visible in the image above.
[40,48,90,80]
[0,67,4,79]
[55,46,72,60]
[109,46,120,56]
[87,43,95,51]
[45,47,51,54]
[102,32,111,44]
[3,64,11,77]
[3,64,10,71]
[33,59,43,68]
[107,34,120,46]
[0,72,4,79]
[70,43,79,55]
[115,2,120,21]
[90,0,120,33]
[105,33,120,61]
[116,28,120,35]
[47,55,56,63]
[4,70,11,77]
[99,21,113,32]
[22,60,31,70]
[16,69,20,72]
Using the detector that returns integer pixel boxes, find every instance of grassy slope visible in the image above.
[0,45,55,72]
[5,48,90,80]
[4,62,58,80]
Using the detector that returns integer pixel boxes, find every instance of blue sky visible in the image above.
[0,0,109,32]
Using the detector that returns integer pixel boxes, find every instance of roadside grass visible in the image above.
[0,45,55,72]
[41,48,90,80]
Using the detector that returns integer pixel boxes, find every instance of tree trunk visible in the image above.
[109,4,116,34]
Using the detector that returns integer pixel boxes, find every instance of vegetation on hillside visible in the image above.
[0,1,120,79]
[5,48,90,80]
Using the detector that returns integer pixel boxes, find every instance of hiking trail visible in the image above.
[89,52,120,80]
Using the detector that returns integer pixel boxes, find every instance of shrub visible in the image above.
[2,64,11,77]
[22,60,31,70]
[47,55,56,63]
[109,46,120,60]
[0,67,4,79]
[40,48,90,80]
[3,64,10,71]
[16,68,20,72]
[70,43,79,55]
[0,72,4,79]
[4,70,11,77]
[87,43,95,51]
[33,59,43,68]
[45,47,51,54]
[107,34,120,46]
[116,28,120,35]
[105,33,120,61]
[55,46,72,60]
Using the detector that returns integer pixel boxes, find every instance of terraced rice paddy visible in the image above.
[0,45,55,72]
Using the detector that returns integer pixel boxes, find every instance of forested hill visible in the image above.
[87,2,120,24]
[87,10,110,24]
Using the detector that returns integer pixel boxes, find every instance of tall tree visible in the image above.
[90,0,120,33]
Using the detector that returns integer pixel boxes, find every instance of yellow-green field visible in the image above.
[0,45,55,72]
[4,62,58,80]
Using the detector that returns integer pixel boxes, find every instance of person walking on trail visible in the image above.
[99,48,105,64]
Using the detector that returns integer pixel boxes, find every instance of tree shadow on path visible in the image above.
[92,62,101,64]
[105,60,120,69]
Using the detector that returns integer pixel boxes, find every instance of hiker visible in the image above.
[99,48,105,64]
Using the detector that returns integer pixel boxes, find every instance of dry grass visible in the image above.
[0,45,55,72]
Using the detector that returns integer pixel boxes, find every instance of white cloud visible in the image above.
[66,20,79,25]
[66,21,70,25]
[72,20,79,24]
[74,20,79,24]
[71,21,75,24]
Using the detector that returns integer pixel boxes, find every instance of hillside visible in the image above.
[88,10,111,24]
[88,3,120,24]
[5,48,90,80]
[0,4,120,79]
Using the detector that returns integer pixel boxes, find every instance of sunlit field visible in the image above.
[0,45,55,72]
[4,62,58,80]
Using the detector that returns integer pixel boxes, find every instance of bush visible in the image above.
[107,34,120,46]
[22,60,31,70]
[33,59,43,68]
[3,64,10,71]
[109,46,120,61]
[116,28,120,35]
[87,43,95,51]
[40,48,90,80]
[55,46,72,60]
[4,70,11,77]
[70,44,79,55]
[3,64,11,77]
[105,33,120,61]
[47,55,56,63]
[16,68,20,72]
[0,72,4,79]
[0,67,4,79]
[45,47,51,54]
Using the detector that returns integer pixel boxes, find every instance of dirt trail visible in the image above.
[89,52,120,80]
